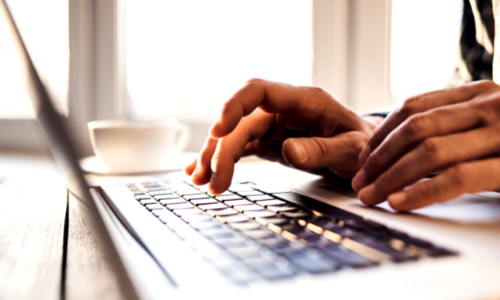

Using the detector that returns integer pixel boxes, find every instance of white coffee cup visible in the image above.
[87,119,190,173]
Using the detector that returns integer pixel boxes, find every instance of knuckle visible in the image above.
[447,164,468,188]
[476,80,496,90]
[400,96,422,118]
[245,77,264,84]
[403,114,427,138]
[311,137,330,159]
[419,138,440,157]
[348,132,369,152]
[367,150,386,170]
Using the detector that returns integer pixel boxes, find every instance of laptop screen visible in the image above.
[0,0,90,202]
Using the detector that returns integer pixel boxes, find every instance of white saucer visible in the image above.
[79,151,198,175]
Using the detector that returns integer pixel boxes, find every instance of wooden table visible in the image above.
[0,152,128,300]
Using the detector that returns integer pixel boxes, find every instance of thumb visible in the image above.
[282,132,367,178]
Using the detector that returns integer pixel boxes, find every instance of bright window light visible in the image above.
[126,0,313,123]
[0,0,68,118]
[391,0,463,103]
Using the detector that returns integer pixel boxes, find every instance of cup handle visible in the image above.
[172,122,191,153]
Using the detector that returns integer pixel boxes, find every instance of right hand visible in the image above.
[184,78,380,195]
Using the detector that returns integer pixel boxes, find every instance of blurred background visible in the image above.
[0,0,462,157]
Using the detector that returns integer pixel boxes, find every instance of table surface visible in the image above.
[0,151,142,300]
[4,152,500,300]
[0,151,268,300]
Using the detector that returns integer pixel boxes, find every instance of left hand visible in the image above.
[351,80,500,211]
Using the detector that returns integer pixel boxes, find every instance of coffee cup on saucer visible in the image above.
[87,119,191,173]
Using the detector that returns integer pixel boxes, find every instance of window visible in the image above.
[0,0,69,118]
[0,0,68,152]
[125,0,313,123]
[390,0,463,103]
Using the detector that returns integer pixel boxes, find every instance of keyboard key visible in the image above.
[147,187,169,192]
[255,217,290,226]
[198,203,228,211]
[180,213,212,223]
[211,235,247,246]
[135,195,151,201]
[256,199,287,207]
[206,208,239,217]
[286,251,341,274]
[244,210,277,218]
[266,206,298,213]
[207,191,234,197]
[200,228,235,239]
[140,199,157,205]
[237,191,264,197]
[247,195,275,202]
[166,203,195,210]
[224,199,253,206]
[189,220,221,230]
[176,190,203,196]
[191,199,219,205]
[275,193,361,220]
[228,221,262,231]
[241,229,274,239]
[159,198,187,205]
[234,204,265,212]
[185,195,211,201]
[151,208,167,216]
[253,186,292,194]
[150,191,174,196]
[229,185,256,192]
[320,243,376,268]
[282,211,313,218]
[145,203,164,211]
[227,245,262,259]
[173,208,204,217]
[216,214,250,223]
[215,195,243,201]
[156,195,183,200]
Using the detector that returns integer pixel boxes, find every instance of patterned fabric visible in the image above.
[450,0,495,86]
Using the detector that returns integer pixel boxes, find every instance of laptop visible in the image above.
[4,1,500,299]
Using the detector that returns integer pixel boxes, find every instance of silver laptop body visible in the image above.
[4,1,500,299]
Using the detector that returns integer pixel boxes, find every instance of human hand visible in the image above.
[184,79,380,194]
[352,80,500,211]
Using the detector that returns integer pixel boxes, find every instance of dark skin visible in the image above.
[184,78,381,193]
[185,79,500,211]
[353,80,500,210]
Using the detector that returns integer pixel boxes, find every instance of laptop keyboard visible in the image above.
[125,180,456,284]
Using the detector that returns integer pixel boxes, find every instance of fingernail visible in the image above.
[209,172,218,193]
[358,184,375,203]
[293,141,307,163]
[352,169,366,191]
[211,157,218,173]
[388,191,406,205]
[359,145,371,164]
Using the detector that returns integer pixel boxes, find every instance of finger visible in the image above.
[208,110,275,194]
[387,157,500,211]
[191,137,218,186]
[353,102,484,191]
[209,78,352,138]
[184,158,198,176]
[358,124,500,205]
[358,81,496,164]
[242,140,290,166]
[282,131,369,179]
